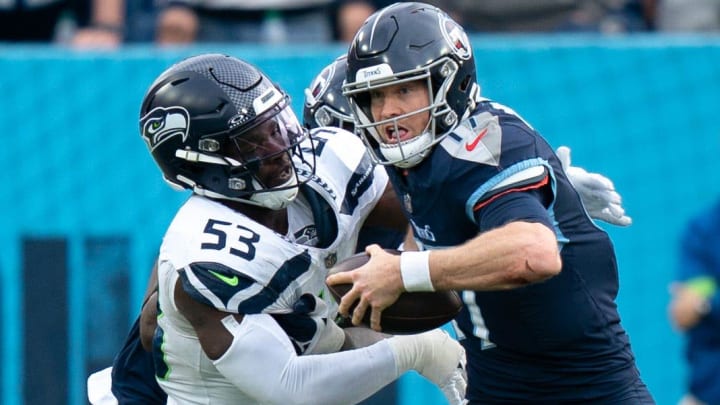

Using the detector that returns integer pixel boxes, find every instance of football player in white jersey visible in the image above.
[134,53,467,405]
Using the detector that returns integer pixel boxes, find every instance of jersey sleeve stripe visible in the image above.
[179,251,314,314]
[472,175,549,212]
[464,158,550,221]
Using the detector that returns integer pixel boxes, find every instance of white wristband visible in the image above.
[400,251,434,292]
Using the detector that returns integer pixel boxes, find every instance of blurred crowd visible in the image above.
[4,1,719,405]
[1,0,719,49]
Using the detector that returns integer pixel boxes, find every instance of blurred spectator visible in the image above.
[70,0,159,47]
[332,0,656,42]
[669,202,720,405]
[0,0,78,42]
[0,0,154,48]
[334,0,394,42]
[155,0,338,45]
[421,0,656,33]
[123,0,160,43]
[335,0,375,42]
[657,0,720,32]
[71,0,125,49]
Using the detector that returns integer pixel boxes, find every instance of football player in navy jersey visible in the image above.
[327,2,654,404]
[104,53,468,405]
[303,55,631,235]
[303,55,630,256]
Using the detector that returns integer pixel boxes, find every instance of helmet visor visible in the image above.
[229,104,306,163]
[226,103,315,193]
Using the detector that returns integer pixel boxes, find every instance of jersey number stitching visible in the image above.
[201,219,260,260]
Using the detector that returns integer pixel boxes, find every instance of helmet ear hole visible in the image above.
[459,75,472,92]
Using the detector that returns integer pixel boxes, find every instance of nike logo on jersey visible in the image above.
[209,270,239,286]
[465,128,489,151]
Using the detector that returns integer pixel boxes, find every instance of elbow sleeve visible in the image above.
[213,314,399,405]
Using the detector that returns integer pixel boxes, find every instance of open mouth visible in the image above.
[384,125,411,143]
[275,163,293,182]
[259,156,295,189]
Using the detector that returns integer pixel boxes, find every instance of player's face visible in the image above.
[369,80,430,144]
[230,118,295,188]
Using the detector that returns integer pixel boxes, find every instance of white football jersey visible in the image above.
[155,128,389,403]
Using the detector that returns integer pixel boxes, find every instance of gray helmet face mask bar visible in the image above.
[344,58,460,168]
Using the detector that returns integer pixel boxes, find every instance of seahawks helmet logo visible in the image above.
[140,106,190,150]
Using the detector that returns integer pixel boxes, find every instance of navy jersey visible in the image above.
[111,317,166,404]
[387,99,652,403]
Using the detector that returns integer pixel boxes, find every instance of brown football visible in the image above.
[327,249,463,334]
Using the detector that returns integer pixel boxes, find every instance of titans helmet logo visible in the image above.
[441,17,472,61]
[306,62,335,108]
[140,106,190,151]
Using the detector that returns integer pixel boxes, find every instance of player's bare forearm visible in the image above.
[139,261,160,351]
[139,291,157,351]
[430,221,561,291]
[173,278,237,360]
[328,222,560,331]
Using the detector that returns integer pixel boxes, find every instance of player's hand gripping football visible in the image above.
[556,146,632,226]
[387,329,468,405]
[326,244,404,331]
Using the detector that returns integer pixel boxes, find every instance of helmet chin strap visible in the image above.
[190,172,300,210]
[378,115,436,169]
[248,175,299,210]
[379,131,434,168]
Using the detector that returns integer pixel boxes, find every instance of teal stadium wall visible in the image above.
[2,35,720,404]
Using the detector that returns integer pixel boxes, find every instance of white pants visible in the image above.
[86,367,118,405]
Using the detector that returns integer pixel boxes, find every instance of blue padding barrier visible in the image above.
[3,35,720,404]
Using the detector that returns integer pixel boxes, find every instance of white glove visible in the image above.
[556,146,632,227]
[387,329,467,405]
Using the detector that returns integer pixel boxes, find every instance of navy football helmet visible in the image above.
[343,2,479,168]
[303,55,355,132]
[139,53,314,210]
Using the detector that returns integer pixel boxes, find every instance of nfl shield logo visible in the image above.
[324,252,337,268]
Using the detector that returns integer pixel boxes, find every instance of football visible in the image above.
[327,249,462,334]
